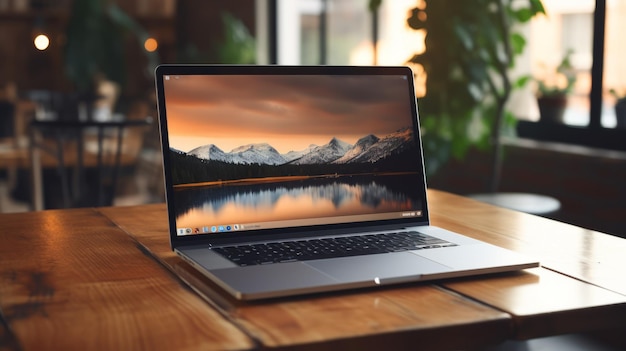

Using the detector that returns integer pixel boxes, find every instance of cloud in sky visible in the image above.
[163,74,414,153]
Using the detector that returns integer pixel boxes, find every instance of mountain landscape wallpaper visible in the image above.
[162,74,426,231]
[164,74,422,185]
[170,126,419,185]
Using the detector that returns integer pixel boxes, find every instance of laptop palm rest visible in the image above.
[210,252,451,299]
[306,252,451,283]
[211,262,339,298]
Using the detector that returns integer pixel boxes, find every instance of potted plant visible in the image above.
[535,49,576,124]
[609,88,626,129]
[401,0,545,191]
[63,0,158,119]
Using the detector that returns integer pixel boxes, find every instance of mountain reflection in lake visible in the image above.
[174,174,423,229]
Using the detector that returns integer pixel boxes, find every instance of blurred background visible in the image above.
[0,0,624,237]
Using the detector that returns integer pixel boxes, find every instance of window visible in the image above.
[603,0,626,129]
[517,0,626,150]
[269,0,626,150]
[276,0,370,65]
[274,0,423,66]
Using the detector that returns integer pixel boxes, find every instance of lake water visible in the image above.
[174,174,423,231]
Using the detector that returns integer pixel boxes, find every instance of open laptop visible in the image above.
[154,65,539,300]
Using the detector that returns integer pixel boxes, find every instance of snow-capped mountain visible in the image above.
[283,144,318,162]
[229,143,286,165]
[332,134,380,164]
[344,127,413,164]
[190,143,286,165]
[188,144,229,162]
[181,127,413,166]
[290,137,353,165]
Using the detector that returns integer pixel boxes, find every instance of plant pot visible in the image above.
[615,99,626,129]
[537,95,567,124]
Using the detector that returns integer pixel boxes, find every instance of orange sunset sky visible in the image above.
[162,74,414,154]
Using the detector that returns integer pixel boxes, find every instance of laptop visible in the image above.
[154,64,539,300]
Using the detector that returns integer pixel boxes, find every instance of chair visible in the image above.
[29,116,152,209]
[0,100,15,139]
[0,100,19,212]
[468,138,561,217]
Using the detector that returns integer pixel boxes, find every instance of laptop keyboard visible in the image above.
[213,231,457,266]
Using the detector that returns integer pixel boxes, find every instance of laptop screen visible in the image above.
[157,66,428,238]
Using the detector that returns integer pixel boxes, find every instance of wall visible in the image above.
[0,1,176,97]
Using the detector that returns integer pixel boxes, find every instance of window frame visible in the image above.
[518,0,626,152]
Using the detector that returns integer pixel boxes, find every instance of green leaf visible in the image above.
[510,33,526,55]
[514,8,533,22]
[529,0,546,16]
[218,12,256,64]
[513,75,532,89]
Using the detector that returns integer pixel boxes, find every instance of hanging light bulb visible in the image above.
[34,34,50,51]
[144,37,158,52]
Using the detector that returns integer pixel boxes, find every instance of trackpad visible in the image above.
[306,252,452,283]
[212,262,339,291]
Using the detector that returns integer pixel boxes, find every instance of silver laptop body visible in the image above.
[154,65,539,300]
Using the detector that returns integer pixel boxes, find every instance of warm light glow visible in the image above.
[348,0,426,66]
[34,34,50,51]
[144,37,158,52]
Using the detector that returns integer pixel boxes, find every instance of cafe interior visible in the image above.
[2,1,626,351]
[0,0,624,240]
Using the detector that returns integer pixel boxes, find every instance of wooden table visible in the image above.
[1,190,625,350]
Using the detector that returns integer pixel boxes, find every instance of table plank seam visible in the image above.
[170,265,265,351]
[434,283,516,322]
[540,266,626,298]
[94,207,264,350]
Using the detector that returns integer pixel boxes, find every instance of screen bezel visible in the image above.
[154,64,431,248]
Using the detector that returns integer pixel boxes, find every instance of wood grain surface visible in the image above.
[443,268,626,339]
[98,189,626,348]
[0,209,253,351]
[428,190,626,296]
[173,258,511,351]
[4,189,624,351]
[98,204,512,351]
[428,190,626,339]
